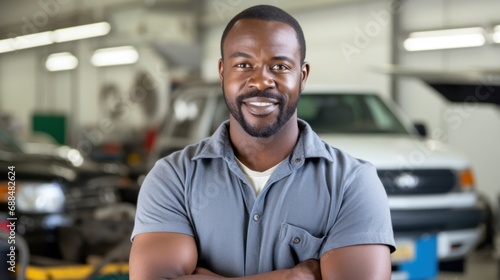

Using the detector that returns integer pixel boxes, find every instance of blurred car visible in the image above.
[147,82,487,271]
[0,125,137,262]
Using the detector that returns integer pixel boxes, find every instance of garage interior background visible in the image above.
[0,0,499,212]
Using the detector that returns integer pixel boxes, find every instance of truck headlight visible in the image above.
[17,182,65,213]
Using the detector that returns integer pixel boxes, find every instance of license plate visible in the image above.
[392,239,415,263]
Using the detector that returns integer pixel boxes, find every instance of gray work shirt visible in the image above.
[132,120,395,277]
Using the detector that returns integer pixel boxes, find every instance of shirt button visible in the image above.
[295,158,301,163]
[293,237,301,244]
[253,214,261,222]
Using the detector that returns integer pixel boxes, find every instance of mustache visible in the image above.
[236,89,283,104]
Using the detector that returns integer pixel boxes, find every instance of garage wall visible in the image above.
[0,50,39,132]
[397,0,500,208]
[0,40,168,147]
[201,0,392,97]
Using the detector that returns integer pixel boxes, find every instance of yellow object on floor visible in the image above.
[25,263,129,280]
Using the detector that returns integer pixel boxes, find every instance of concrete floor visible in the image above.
[438,246,497,280]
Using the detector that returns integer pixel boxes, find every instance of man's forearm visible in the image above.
[174,259,321,280]
[175,269,304,280]
[175,269,292,280]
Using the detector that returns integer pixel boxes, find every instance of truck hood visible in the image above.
[318,134,469,170]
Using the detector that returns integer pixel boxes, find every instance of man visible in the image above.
[130,5,395,279]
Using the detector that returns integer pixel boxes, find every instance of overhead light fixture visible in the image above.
[404,27,486,51]
[0,38,15,54]
[493,25,500,43]
[45,52,78,71]
[0,22,111,54]
[14,31,54,50]
[53,22,111,43]
[91,46,139,67]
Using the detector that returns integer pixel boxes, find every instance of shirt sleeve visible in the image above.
[131,157,193,241]
[320,161,396,256]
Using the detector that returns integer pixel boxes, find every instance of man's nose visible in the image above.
[248,66,274,91]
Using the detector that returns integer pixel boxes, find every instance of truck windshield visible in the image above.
[297,93,409,134]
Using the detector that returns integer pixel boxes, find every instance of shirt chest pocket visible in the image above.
[279,223,325,262]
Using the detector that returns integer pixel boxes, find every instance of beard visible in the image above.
[223,87,300,138]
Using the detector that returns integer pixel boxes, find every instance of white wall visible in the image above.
[0,50,39,130]
[297,2,391,93]
[201,0,392,97]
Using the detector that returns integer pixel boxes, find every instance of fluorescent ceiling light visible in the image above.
[45,52,78,71]
[53,22,111,43]
[493,25,500,43]
[404,27,486,51]
[91,46,139,67]
[0,22,111,54]
[14,31,53,50]
[0,39,15,54]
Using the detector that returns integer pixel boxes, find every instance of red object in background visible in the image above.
[102,143,122,154]
[0,220,9,232]
[144,128,158,153]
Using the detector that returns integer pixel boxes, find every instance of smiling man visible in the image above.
[130,5,395,280]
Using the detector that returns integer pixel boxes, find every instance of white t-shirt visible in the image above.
[235,158,283,195]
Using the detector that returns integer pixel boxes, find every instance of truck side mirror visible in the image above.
[414,123,427,138]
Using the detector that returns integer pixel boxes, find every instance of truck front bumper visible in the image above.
[391,207,486,261]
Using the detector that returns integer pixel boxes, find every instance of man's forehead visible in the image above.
[228,18,294,36]
[223,19,299,56]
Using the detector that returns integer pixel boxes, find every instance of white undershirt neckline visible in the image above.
[235,157,284,196]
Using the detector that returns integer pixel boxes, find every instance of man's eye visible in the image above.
[271,64,289,71]
[236,63,251,68]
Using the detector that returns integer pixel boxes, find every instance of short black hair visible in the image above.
[220,5,306,64]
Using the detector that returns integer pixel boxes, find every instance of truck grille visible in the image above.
[377,169,457,195]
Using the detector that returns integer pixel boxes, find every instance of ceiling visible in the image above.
[0,0,197,38]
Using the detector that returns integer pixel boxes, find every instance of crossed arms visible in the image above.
[129,232,391,280]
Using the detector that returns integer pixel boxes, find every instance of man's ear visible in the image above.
[218,59,224,85]
[300,61,310,92]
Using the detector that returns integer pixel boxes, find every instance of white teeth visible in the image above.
[249,102,274,107]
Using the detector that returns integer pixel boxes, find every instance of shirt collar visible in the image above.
[192,119,334,164]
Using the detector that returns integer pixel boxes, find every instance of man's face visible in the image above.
[219,19,309,138]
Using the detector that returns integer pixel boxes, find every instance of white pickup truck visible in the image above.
[297,85,485,270]
[149,83,486,271]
